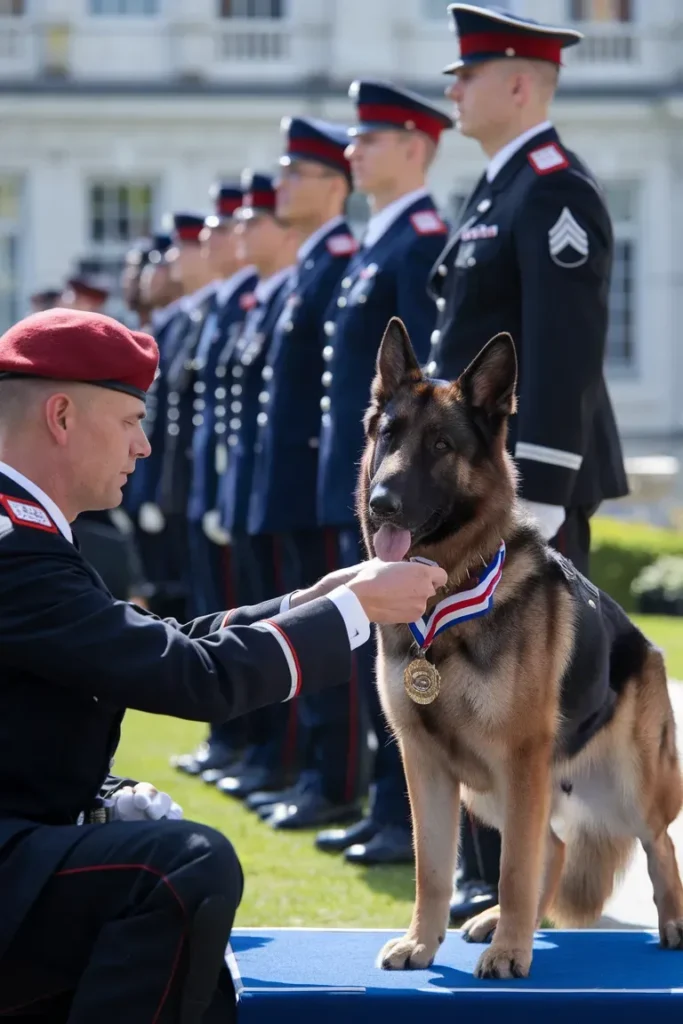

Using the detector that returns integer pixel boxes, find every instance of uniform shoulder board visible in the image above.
[0,494,58,533]
[326,234,358,257]
[528,142,570,176]
[239,291,257,311]
[410,210,448,236]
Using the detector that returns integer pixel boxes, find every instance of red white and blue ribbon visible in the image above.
[408,541,506,650]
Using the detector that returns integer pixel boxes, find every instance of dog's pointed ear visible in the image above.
[375,317,422,398]
[457,332,518,419]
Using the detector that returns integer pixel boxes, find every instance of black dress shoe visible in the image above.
[344,825,413,865]
[171,742,240,777]
[216,767,286,800]
[201,764,240,785]
[245,783,301,812]
[265,792,363,831]
[449,880,498,925]
[315,816,378,854]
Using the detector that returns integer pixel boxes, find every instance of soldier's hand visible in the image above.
[346,560,447,624]
[109,782,184,822]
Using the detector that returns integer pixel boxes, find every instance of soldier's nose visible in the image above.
[369,485,402,518]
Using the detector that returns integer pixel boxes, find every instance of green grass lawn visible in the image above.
[115,614,683,929]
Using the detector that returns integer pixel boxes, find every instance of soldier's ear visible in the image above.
[364,318,423,436]
[457,332,518,420]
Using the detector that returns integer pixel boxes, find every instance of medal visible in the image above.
[404,657,441,705]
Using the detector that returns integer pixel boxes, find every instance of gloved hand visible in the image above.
[518,499,566,542]
[108,782,183,822]
[202,509,230,546]
[138,503,166,535]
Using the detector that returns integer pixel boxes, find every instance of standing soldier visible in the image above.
[173,184,258,782]
[213,174,301,800]
[315,81,453,865]
[60,275,109,314]
[120,236,153,328]
[428,4,629,925]
[246,117,368,830]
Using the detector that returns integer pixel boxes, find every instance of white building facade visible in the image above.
[0,0,682,459]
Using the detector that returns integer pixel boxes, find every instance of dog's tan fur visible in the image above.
[358,318,683,979]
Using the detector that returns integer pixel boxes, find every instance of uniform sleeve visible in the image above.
[512,175,612,506]
[0,543,352,723]
[396,234,445,363]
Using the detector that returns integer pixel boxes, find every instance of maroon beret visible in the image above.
[0,309,159,401]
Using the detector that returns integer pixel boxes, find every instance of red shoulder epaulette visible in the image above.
[326,234,359,257]
[527,142,569,176]
[0,494,58,533]
[410,210,448,236]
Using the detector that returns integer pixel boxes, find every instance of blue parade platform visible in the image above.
[228,927,683,1023]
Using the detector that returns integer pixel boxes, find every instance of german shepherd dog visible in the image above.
[358,317,683,980]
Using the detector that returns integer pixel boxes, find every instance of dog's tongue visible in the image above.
[373,524,412,562]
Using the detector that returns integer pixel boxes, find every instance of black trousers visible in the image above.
[0,820,242,1022]
[456,506,592,888]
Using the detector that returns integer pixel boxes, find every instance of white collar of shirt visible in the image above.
[254,266,295,305]
[486,121,554,183]
[297,215,346,265]
[0,460,73,543]
[363,187,430,250]
[180,280,220,313]
[151,296,184,332]
[216,265,257,307]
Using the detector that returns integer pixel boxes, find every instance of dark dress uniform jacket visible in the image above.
[317,193,448,528]
[217,270,293,534]
[187,268,257,524]
[0,471,352,959]
[248,219,357,535]
[428,126,628,510]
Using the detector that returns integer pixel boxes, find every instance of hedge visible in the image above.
[590,517,683,611]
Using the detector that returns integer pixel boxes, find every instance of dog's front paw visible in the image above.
[462,905,500,944]
[660,918,683,949]
[474,943,532,979]
[378,933,442,970]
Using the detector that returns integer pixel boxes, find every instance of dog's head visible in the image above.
[359,317,519,561]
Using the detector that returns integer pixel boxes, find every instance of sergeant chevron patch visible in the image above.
[0,494,58,533]
[548,207,589,268]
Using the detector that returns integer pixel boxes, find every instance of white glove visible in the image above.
[109,782,183,822]
[519,500,566,542]
[202,509,230,546]
[138,503,166,535]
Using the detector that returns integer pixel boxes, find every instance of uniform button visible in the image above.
[194,381,205,394]
[467,256,476,267]
[230,401,241,413]
[436,297,446,312]
[308,437,319,449]
[168,423,180,436]
[322,345,334,362]
[230,384,242,396]
[284,321,293,332]
[304,258,314,270]
[216,405,226,417]
[230,418,241,430]
[425,361,437,375]
[430,329,441,344]
[262,366,273,381]
[193,399,205,412]
[183,359,193,371]
[258,391,269,404]
[168,392,179,405]
[337,296,347,308]
[257,412,268,427]
[438,264,447,277]
[357,294,367,304]
[341,276,352,288]
[215,386,226,399]
[228,435,238,447]
[215,423,226,434]
[243,355,252,366]
[321,371,332,387]
[321,412,331,429]
[233,366,243,378]
[324,321,335,337]
[216,366,226,378]
[192,413,204,427]
[320,396,331,412]
[168,408,180,422]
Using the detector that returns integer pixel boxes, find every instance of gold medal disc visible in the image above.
[404,658,441,705]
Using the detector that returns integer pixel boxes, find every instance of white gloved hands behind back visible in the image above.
[518,500,566,543]
[109,782,183,822]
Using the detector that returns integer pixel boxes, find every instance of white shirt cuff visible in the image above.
[327,585,371,651]
[279,593,292,613]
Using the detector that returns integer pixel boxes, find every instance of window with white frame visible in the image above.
[219,0,285,17]
[86,181,156,317]
[568,0,633,21]
[89,0,160,15]
[0,178,21,333]
[422,0,512,19]
[603,181,638,371]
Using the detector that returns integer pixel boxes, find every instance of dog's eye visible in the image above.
[434,437,450,452]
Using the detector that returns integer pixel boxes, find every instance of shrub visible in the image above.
[590,517,683,611]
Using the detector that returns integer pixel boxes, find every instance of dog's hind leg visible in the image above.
[379,738,460,970]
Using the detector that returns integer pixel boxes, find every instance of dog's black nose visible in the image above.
[369,485,402,517]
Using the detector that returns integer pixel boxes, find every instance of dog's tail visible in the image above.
[549,827,634,927]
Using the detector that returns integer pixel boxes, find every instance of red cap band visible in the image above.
[175,224,203,242]
[217,196,242,217]
[287,137,350,173]
[357,103,445,143]
[460,30,562,63]
[243,190,275,211]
